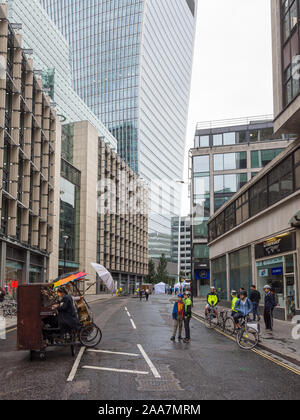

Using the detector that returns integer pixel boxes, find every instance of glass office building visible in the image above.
[7,0,118,150]
[40,0,197,260]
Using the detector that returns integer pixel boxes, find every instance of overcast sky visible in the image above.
[181,0,274,216]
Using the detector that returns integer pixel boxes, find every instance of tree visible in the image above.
[156,253,169,283]
[145,259,156,284]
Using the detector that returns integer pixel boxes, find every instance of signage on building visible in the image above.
[258,269,268,277]
[271,267,283,276]
[255,232,296,259]
[195,269,210,280]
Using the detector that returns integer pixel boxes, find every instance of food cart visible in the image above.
[17,272,102,360]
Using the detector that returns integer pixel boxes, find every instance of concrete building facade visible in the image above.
[207,138,300,321]
[189,116,295,298]
[0,3,60,294]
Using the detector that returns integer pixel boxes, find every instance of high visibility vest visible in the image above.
[232,296,238,312]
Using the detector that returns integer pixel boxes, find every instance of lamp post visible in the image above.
[63,235,69,274]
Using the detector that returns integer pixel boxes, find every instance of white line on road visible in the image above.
[126,311,131,317]
[67,346,86,382]
[130,319,137,329]
[87,349,140,357]
[124,307,128,311]
[82,366,149,375]
[137,344,161,379]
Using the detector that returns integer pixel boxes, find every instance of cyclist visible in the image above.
[233,290,253,328]
[205,286,220,318]
[231,290,238,317]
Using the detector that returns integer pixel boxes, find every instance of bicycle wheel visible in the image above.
[79,323,102,348]
[224,317,235,335]
[236,327,258,350]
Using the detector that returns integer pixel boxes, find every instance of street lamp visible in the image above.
[63,235,69,274]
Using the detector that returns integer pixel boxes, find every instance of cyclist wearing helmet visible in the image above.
[205,286,220,318]
[233,290,253,328]
[231,290,238,317]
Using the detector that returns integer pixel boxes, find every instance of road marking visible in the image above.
[67,346,86,382]
[130,319,137,329]
[127,311,131,317]
[82,366,149,375]
[124,307,128,311]
[192,315,300,376]
[87,349,140,357]
[137,344,161,378]
[6,327,17,334]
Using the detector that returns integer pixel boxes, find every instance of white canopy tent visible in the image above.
[154,282,166,294]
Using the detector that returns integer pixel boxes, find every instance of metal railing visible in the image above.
[196,114,274,131]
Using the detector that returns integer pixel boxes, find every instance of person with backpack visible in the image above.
[233,290,253,328]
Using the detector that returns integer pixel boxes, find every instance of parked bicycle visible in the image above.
[0,298,17,318]
[205,306,220,329]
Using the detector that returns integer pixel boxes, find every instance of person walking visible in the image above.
[263,285,276,333]
[250,284,261,321]
[183,292,192,343]
[145,288,150,302]
[139,289,143,302]
[170,294,184,342]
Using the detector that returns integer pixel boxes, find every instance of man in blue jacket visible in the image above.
[233,290,253,328]
[171,294,184,342]
[263,285,276,332]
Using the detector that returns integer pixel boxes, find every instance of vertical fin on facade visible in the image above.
[186,0,195,16]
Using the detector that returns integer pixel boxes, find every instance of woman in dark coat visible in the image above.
[52,287,79,333]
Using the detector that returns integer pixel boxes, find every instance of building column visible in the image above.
[296,230,300,310]
[24,250,30,285]
[42,256,47,284]
[251,244,256,287]
[0,241,6,288]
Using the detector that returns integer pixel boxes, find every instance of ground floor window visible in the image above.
[229,247,252,294]
[211,256,227,300]
[29,265,42,284]
[4,260,23,297]
[256,253,298,318]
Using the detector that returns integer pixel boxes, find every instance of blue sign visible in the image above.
[195,269,210,280]
[271,267,283,276]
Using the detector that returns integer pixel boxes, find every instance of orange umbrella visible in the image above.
[53,272,88,289]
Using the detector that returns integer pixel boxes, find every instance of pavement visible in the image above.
[192,297,300,366]
[1,294,299,400]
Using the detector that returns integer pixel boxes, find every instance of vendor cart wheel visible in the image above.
[30,350,35,361]
[39,351,46,361]
[79,323,102,348]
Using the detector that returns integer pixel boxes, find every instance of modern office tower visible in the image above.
[190,116,295,297]
[61,121,148,294]
[171,216,191,278]
[271,0,300,135]
[0,4,60,293]
[40,0,197,260]
[7,0,118,150]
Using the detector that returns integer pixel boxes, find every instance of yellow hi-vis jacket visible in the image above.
[231,296,238,312]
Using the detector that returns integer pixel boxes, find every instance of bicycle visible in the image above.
[1,299,17,318]
[218,309,236,335]
[204,305,220,329]
[236,315,259,350]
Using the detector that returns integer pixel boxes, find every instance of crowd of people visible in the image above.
[170,284,277,343]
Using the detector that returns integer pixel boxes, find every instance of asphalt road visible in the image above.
[0,294,299,400]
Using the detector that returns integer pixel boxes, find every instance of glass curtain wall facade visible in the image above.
[40,0,197,261]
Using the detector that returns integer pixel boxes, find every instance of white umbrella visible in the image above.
[91,263,114,292]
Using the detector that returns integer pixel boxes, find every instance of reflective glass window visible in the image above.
[213,134,222,146]
[193,155,209,172]
[223,132,236,145]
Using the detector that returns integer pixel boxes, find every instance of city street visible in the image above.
[0,294,299,400]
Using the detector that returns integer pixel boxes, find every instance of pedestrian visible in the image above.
[145,288,150,301]
[139,289,143,301]
[263,285,276,333]
[238,287,246,299]
[0,286,5,303]
[233,290,253,328]
[230,290,238,317]
[183,292,192,343]
[170,294,184,342]
[250,284,261,321]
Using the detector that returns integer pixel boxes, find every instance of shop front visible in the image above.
[255,232,298,321]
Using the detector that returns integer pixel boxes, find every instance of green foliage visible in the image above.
[145,259,156,284]
[156,253,169,283]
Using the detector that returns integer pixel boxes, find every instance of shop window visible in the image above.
[230,247,252,295]
[211,256,227,300]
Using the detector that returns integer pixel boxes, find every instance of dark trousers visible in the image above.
[264,308,273,330]
[252,302,260,321]
[184,317,191,339]
[146,294,149,301]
